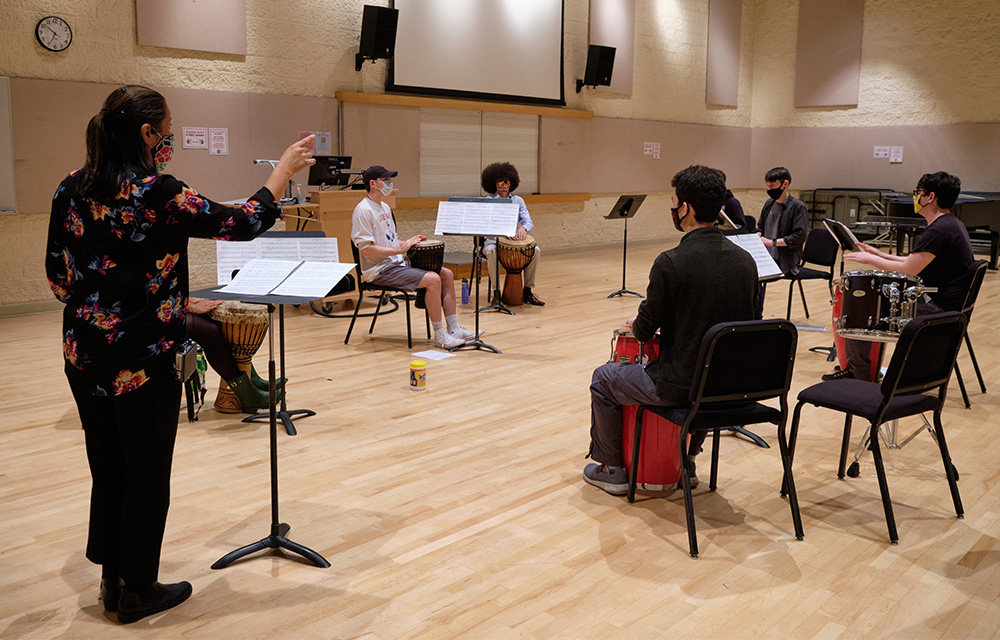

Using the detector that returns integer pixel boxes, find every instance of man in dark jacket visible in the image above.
[584,165,759,495]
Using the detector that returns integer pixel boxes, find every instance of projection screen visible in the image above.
[388,0,565,106]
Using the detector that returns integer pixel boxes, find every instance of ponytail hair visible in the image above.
[79,85,167,200]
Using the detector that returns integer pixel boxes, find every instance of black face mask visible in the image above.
[671,204,687,232]
[766,183,786,200]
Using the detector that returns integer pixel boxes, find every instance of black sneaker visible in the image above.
[583,463,629,495]
[117,581,193,624]
[822,367,855,382]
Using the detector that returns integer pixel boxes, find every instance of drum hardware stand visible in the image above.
[212,303,330,570]
[243,303,315,436]
[721,426,769,448]
[605,195,647,299]
[477,240,514,316]
[454,236,501,353]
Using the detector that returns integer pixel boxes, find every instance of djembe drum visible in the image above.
[496,235,536,306]
[407,239,445,309]
[210,301,269,414]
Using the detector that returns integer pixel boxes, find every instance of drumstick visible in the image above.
[280,212,317,221]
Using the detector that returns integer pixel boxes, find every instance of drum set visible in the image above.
[833,269,934,342]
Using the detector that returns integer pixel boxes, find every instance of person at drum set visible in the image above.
[350,165,478,350]
[481,162,545,306]
[825,171,974,381]
[583,165,759,495]
[45,85,317,622]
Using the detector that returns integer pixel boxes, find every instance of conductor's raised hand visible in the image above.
[277,135,316,175]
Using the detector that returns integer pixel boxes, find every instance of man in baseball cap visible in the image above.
[350,166,477,349]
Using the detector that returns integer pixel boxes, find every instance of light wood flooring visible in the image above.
[2,241,1000,639]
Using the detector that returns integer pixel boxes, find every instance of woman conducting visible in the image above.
[45,85,314,623]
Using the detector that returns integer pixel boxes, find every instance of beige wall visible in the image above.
[4,0,1000,313]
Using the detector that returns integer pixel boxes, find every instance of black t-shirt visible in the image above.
[912,213,973,311]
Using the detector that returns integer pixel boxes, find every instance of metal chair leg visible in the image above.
[838,414,854,479]
[627,408,644,504]
[868,423,899,544]
[954,363,971,409]
[797,279,809,318]
[932,411,964,518]
[966,335,987,393]
[344,291,365,344]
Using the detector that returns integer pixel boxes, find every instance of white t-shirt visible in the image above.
[351,196,403,280]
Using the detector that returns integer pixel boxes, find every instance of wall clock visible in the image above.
[36,16,73,52]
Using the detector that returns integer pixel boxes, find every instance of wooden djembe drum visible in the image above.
[210,301,269,414]
[407,239,445,309]
[497,235,536,306]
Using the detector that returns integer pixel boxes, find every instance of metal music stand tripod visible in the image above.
[606,194,647,299]
[211,299,329,570]
[453,235,502,353]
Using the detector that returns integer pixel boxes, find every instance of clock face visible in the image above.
[36,16,72,52]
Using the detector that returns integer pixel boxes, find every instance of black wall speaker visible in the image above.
[357,5,399,70]
[578,44,616,92]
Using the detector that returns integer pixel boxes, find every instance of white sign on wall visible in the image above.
[890,146,904,164]
[209,128,229,156]
[182,127,208,149]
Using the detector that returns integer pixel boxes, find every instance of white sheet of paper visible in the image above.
[216,237,339,283]
[411,350,456,360]
[434,200,518,237]
[216,259,302,295]
[726,234,783,280]
[270,261,355,297]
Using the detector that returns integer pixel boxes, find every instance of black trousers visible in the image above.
[69,373,182,585]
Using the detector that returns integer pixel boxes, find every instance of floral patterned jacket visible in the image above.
[46,170,280,396]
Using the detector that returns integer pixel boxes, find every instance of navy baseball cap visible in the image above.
[362,165,398,183]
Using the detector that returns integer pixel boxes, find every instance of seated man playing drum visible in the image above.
[481,162,545,306]
[826,171,973,381]
[351,165,476,350]
[584,165,759,495]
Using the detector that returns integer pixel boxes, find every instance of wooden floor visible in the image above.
[3,241,1000,639]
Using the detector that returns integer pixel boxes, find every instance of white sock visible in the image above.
[445,314,461,332]
[432,320,446,336]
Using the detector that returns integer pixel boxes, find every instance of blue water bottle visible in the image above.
[461,278,470,304]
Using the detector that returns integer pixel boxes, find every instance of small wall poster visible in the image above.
[209,128,229,156]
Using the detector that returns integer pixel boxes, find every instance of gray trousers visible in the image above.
[589,362,703,467]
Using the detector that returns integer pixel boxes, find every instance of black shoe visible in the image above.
[523,288,546,306]
[117,581,193,624]
[822,367,855,382]
[100,577,123,613]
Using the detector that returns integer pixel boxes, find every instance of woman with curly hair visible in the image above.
[45,85,315,623]
[480,162,545,306]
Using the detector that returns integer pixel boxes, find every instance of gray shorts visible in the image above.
[370,263,428,290]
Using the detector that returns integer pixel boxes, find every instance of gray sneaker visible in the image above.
[678,456,700,489]
[583,463,629,495]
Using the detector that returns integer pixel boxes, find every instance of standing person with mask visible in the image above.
[45,85,315,623]
[351,165,478,349]
[756,167,808,317]
[583,166,758,495]
[480,162,545,306]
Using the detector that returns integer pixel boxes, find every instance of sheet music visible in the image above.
[434,201,518,237]
[822,219,860,252]
[216,237,339,283]
[270,261,355,297]
[726,234,783,280]
[216,259,303,295]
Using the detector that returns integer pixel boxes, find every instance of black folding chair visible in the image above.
[344,242,430,349]
[628,319,802,558]
[952,259,988,409]
[784,227,840,320]
[784,312,967,544]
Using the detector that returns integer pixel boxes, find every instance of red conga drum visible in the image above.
[611,329,688,489]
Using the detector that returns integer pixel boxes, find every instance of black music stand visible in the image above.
[439,197,519,354]
[209,298,329,570]
[605,195,647,299]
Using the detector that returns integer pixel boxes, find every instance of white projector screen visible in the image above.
[388,0,565,106]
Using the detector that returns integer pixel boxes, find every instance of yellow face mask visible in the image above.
[913,194,923,214]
